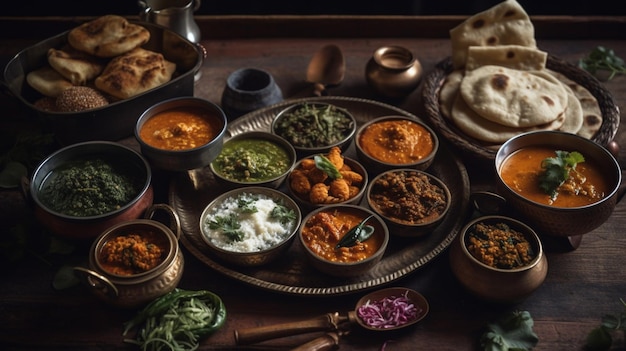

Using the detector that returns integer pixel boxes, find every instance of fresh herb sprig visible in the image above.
[336,215,375,249]
[314,154,342,179]
[270,204,297,224]
[480,310,538,351]
[208,214,244,241]
[585,298,626,351]
[538,150,585,200]
[579,46,626,81]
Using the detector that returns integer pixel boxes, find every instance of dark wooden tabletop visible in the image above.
[1,15,625,351]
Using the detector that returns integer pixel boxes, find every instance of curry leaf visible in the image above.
[480,310,538,351]
[314,154,342,180]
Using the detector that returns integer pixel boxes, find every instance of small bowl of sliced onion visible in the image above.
[350,287,429,331]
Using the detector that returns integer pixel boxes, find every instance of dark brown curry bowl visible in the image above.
[135,97,228,171]
[29,141,153,240]
[2,21,203,145]
[298,204,389,277]
[494,130,622,240]
[366,169,451,237]
[449,215,548,303]
[355,115,439,175]
[198,186,302,267]
[74,204,184,308]
[209,131,297,189]
[287,154,368,214]
[271,102,357,157]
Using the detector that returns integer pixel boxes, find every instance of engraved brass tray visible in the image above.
[169,96,471,296]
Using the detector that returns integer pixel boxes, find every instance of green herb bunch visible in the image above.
[585,298,626,351]
[579,46,626,81]
[480,310,539,351]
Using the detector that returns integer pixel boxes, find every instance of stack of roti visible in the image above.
[26,15,176,112]
[439,0,602,148]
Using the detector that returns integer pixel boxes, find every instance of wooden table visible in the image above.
[1,15,625,351]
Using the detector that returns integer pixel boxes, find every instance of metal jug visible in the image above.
[139,0,201,43]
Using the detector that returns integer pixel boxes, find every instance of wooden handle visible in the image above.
[291,332,341,351]
[234,312,345,345]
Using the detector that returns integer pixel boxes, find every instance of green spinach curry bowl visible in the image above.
[494,130,622,247]
[199,186,302,267]
[29,141,153,240]
[210,131,297,189]
[271,102,357,157]
[449,215,548,304]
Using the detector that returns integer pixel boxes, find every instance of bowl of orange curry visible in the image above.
[355,115,438,175]
[495,130,622,241]
[135,97,228,171]
[298,204,389,277]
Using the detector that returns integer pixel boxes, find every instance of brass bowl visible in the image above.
[298,204,389,277]
[449,215,548,303]
[355,115,438,175]
[495,130,622,240]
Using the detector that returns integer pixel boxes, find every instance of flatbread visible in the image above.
[465,45,547,72]
[94,47,176,100]
[459,65,568,128]
[450,0,536,69]
[26,65,74,97]
[67,15,150,58]
[439,69,464,119]
[548,70,603,138]
[450,89,565,144]
[47,47,106,85]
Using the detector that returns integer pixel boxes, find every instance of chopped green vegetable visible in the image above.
[538,150,585,200]
[480,310,538,351]
[314,154,342,180]
[123,288,227,351]
[579,46,626,81]
[336,215,375,249]
[585,298,626,351]
[274,103,354,148]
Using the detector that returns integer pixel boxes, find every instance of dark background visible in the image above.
[3,0,626,17]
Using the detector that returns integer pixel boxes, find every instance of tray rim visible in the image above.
[170,96,471,296]
[421,55,621,161]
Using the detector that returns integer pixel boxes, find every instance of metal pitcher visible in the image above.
[138,0,201,43]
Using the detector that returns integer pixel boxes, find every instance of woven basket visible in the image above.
[421,56,620,161]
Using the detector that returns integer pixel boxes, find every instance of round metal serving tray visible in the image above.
[169,96,471,296]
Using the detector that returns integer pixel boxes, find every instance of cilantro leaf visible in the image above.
[538,150,585,200]
[579,46,626,81]
[270,204,296,224]
[208,214,244,241]
[480,310,538,351]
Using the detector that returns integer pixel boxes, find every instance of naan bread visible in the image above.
[47,47,105,85]
[459,65,568,128]
[67,15,150,58]
[26,65,74,97]
[450,0,536,69]
[94,47,176,100]
[465,45,547,72]
[439,69,464,119]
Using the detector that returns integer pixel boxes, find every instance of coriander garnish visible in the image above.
[579,46,626,81]
[538,150,585,200]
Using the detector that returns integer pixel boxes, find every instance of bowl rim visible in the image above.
[287,155,369,207]
[494,130,622,210]
[355,115,439,167]
[135,96,228,153]
[30,141,152,220]
[91,219,178,281]
[459,215,544,273]
[270,101,357,152]
[209,131,297,185]
[198,186,302,255]
[366,168,451,227]
[298,204,390,267]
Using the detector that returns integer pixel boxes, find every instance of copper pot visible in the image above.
[74,204,184,308]
[365,46,422,99]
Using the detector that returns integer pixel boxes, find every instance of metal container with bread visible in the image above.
[2,15,204,145]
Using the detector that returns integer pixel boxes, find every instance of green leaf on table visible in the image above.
[480,310,539,351]
[0,161,27,189]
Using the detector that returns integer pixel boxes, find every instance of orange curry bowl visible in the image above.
[495,130,622,240]
[298,204,389,277]
[355,115,438,175]
[135,97,228,171]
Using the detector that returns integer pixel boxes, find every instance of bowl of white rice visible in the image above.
[199,186,302,266]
